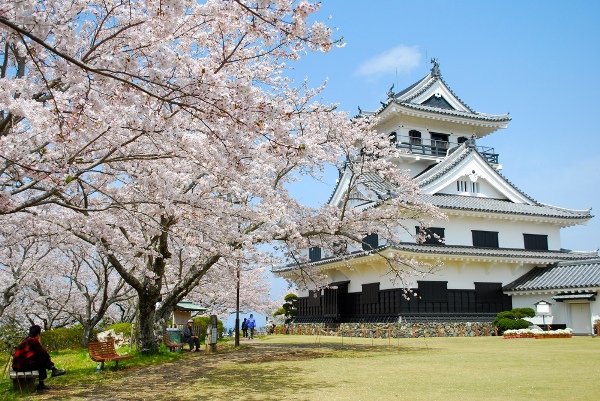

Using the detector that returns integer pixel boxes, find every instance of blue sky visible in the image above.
[244,1,600,322]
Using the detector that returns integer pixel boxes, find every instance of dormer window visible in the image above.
[409,130,422,145]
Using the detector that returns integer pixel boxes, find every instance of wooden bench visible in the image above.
[88,340,133,370]
[9,369,39,392]
[163,333,185,352]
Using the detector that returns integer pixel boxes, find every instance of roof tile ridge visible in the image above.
[437,74,476,113]
[397,103,511,121]
[537,202,593,215]
[473,145,540,204]
[396,73,436,103]
[414,142,472,187]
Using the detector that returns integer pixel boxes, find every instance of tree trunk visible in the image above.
[137,292,160,353]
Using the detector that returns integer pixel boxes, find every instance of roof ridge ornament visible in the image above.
[387,83,395,99]
[468,135,477,148]
[431,58,440,77]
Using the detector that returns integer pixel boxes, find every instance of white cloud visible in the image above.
[355,45,421,78]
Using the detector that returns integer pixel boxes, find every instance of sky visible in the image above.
[237,0,600,326]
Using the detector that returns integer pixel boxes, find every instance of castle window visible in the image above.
[389,131,397,144]
[309,246,322,261]
[409,130,422,145]
[416,226,445,245]
[361,283,380,304]
[475,282,503,303]
[523,234,548,250]
[308,290,321,306]
[362,233,379,250]
[417,281,448,302]
[472,230,499,248]
[457,180,479,194]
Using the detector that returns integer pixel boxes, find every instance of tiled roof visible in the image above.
[348,141,592,220]
[503,259,600,291]
[352,168,591,220]
[421,194,591,219]
[272,244,598,274]
[359,65,510,123]
[393,102,510,122]
[414,142,538,204]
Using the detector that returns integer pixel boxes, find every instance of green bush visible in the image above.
[105,322,133,338]
[492,308,535,333]
[191,316,225,340]
[41,325,87,352]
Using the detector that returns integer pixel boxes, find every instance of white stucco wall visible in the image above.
[392,215,562,250]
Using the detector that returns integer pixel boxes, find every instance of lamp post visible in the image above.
[235,265,240,347]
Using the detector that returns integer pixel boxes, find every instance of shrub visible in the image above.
[191,316,225,340]
[105,322,133,337]
[41,325,87,352]
[493,308,535,334]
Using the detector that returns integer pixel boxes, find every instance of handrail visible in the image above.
[390,134,499,164]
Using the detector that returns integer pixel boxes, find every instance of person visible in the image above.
[267,320,276,335]
[247,314,256,339]
[12,325,66,391]
[182,319,201,352]
[241,318,248,338]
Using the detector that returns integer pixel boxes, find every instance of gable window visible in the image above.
[409,130,422,145]
[416,226,445,245]
[309,246,322,262]
[361,283,380,304]
[472,230,499,248]
[417,281,448,302]
[457,180,479,194]
[362,233,379,250]
[523,234,548,250]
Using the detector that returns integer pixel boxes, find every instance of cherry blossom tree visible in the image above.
[1,0,444,352]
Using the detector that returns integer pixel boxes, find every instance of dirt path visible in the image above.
[29,340,329,401]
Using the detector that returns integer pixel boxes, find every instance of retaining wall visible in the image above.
[284,322,497,338]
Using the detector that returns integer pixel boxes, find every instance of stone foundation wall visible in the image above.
[286,322,497,338]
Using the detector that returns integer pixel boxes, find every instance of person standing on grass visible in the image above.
[247,314,256,339]
[12,325,66,391]
[183,319,201,352]
[241,318,248,338]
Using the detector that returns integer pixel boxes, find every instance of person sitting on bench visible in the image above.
[12,325,66,391]
[183,319,201,352]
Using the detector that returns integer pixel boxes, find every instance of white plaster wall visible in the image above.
[321,258,536,292]
[395,215,562,250]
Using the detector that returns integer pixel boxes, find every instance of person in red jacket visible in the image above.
[12,325,66,391]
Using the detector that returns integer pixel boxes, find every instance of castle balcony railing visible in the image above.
[392,134,499,164]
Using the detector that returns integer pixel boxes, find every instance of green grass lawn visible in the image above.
[0,343,185,400]
[1,336,598,400]
[198,335,600,401]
